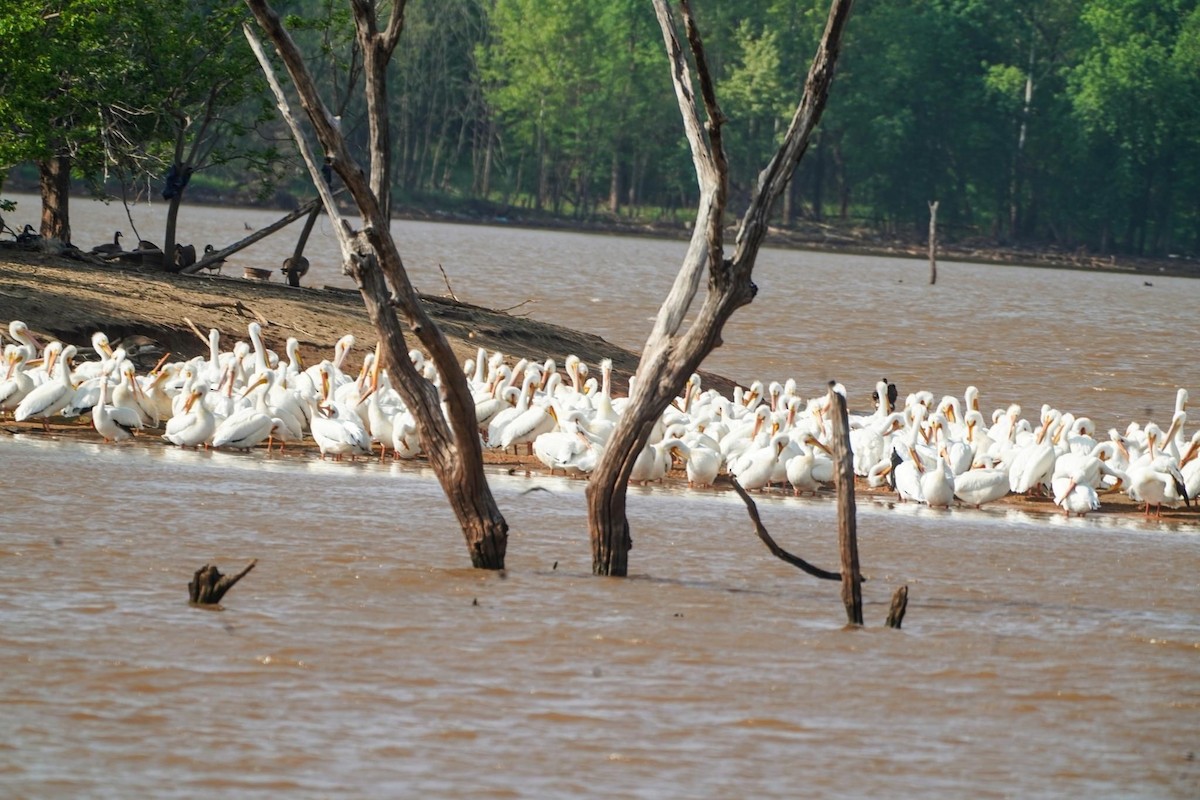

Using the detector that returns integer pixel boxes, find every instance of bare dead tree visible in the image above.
[586,0,855,576]
[245,0,508,569]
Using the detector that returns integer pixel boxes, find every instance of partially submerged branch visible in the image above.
[730,477,841,581]
[188,559,257,606]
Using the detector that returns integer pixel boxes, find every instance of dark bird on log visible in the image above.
[90,230,123,255]
[173,243,197,271]
[200,244,225,274]
[281,255,309,287]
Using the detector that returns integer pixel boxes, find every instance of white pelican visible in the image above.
[487,372,538,449]
[391,411,422,459]
[499,391,556,455]
[92,368,142,443]
[113,361,157,427]
[920,453,955,509]
[684,443,722,488]
[1052,469,1101,517]
[162,384,217,448]
[1008,409,1059,494]
[7,320,42,359]
[1126,461,1187,517]
[533,407,601,476]
[849,411,905,476]
[211,372,282,451]
[70,332,117,380]
[953,465,1011,508]
[730,433,788,491]
[15,344,77,429]
[311,401,372,460]
[629,436,686,485]
[1179,431,1200,500]
[0,345,35,417]
[476,379,517,431]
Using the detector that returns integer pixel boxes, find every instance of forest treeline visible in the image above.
[2,0,1198,257]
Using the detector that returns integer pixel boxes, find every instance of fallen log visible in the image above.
[182,197,325,275]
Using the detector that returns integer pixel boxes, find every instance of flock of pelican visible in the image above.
[2,318,1197,520]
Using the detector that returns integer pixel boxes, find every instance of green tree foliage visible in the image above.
[1068,0,1200,253]
[4,0,1198,256]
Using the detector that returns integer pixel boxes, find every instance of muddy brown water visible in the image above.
[2,194,1199,797]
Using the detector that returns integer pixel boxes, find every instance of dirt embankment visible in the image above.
[0,245,736,398]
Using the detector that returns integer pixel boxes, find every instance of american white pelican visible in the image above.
[0,345,35,417]
[7,320,42,360]
[731,433,788,491]
[391,411,422,459]
[499,391,556,456]
[15,344,77,429]
[162,384,217,448]
[113,361,157,427]
[920,453,955,509]
[629,436,686,485]
[785,448,824,497]
[1126,461,1187,517]
[487,372,537,449]
[311,401,373,460]
[533,407,602,476]
[1052,469,1101,517]
[1008,409,1060,494]
[953,465,1011,508]
[683,442,721,488]
[92,368,142,443]
[211,372,282,451]
[849,411,905,476]
[71,332,117,380]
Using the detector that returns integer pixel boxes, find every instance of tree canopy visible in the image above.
[3,0,1198,256]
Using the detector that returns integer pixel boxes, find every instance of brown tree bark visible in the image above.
[587,0,855,576]
[245,2,508,569]
[828,386,863,626]
[38,156,71,244]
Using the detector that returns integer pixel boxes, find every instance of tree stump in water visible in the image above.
[188,560,257,606]
[885,585,909,629]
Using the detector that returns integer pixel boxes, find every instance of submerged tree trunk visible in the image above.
[587,0,855,576]
[38,155,71,244]
[246,1,508,569]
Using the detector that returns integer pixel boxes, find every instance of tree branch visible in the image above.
[730,478,842,582]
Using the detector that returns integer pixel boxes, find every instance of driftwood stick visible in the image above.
[730,477,842,581]
[829,384,864,625]
[182,316,211,347]
[198,300,269,324]
[437,263,458,301]
[188,559,257,605]
[885,584,909,629]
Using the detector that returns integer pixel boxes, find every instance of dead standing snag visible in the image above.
[586,0,856,576]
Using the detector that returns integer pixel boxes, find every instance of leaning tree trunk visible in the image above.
[245,1,508,569]
[587,0,855,576]
[38,155,71,244]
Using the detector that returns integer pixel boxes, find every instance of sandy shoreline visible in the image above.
[6,416,1196,528]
